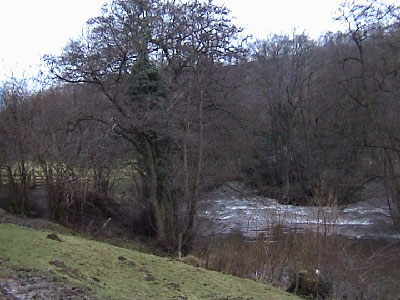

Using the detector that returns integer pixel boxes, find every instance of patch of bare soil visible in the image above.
[0,208,70,234]
[0,210,96,300]
[0,266,96,300]
[0,209,56,230]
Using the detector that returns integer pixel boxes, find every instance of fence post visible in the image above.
[0,167,7,188]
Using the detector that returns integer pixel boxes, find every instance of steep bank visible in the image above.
[0,220,298,300]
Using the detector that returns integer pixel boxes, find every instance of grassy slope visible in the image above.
[0,223,298,300]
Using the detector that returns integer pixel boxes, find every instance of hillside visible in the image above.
[0,219,298,299]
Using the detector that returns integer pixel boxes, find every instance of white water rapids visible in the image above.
[198,183,399,240]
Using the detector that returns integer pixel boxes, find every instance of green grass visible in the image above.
[0,223,299,300]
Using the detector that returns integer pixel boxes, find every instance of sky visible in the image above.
[215,0,345,38]
[0,0,346,83]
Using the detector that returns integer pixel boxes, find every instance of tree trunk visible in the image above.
[144,137,166,244]
[183,90,204,252]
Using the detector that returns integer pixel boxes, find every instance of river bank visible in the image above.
[195,183,399,299]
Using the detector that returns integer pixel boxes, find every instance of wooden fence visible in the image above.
[0,167,46,188]
[0,165,135,199]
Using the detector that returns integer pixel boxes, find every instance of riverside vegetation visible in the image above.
[0,0,399,299]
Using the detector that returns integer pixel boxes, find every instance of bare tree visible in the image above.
[45,0,245,250]
[337,0,400,230]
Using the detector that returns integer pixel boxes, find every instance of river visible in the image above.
[198,182,399,240]
[197,182,399,298]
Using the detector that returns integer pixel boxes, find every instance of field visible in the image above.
[0,218,299,300]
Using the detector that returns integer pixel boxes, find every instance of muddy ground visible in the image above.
[0,266,96,300]
[0,209,97,300]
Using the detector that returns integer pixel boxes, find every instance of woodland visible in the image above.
[1,0,399,247]
[0,1,399,298]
